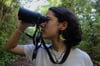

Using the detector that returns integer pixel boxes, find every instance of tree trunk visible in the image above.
[0,7,3,25]
[0,0,5,26]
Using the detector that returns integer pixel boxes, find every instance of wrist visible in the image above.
[16,29,24,33]
[16,26,26,33]
[17,25,26,32]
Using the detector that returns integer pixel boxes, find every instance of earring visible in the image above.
[59,30,65,41]
[60,34,65,41]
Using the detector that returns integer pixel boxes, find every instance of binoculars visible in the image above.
[18,8,48,25]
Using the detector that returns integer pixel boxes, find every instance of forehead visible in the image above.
[46,10,56,18]
[46,10,55,17]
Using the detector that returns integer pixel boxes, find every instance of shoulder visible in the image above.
[24,44,35,58]
[71,48,90,59]
[24,44,51,53]
[23,44,50,56]
[24,44,35,53]
[71,48,93,66]
[74,48,90,58]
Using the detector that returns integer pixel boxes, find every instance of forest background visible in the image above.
[0,0,100,66]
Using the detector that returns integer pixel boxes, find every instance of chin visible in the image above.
[41,32,51,39]
[41,34,46,38]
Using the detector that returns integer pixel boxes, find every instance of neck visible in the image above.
[51,39,66,52]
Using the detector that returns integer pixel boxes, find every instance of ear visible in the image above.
[59,21,68,30]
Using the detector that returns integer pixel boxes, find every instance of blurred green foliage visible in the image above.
[0,0,100,65]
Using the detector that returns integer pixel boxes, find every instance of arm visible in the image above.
[5,21,33,56]
[84,52,93,66]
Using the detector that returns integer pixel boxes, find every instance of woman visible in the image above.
[5,7,93,66]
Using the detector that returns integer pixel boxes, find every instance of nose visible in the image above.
[40,22,46,28]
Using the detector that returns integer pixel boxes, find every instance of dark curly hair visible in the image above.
[49,7,82,47]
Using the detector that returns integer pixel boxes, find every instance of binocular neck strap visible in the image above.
[24,26,42,60]
[31,27,42,60]
[41,38,71,64]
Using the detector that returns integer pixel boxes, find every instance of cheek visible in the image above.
[42,26,58,39]
[46,25,58,36]
[48,28,57,35]
[47,23,58,33]
[42,20,59,38]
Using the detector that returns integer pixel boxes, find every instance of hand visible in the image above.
[17,21,35,32]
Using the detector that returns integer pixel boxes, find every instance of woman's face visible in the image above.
[41,10,67,40]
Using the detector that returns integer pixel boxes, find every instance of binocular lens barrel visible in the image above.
[18,8,48,24]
